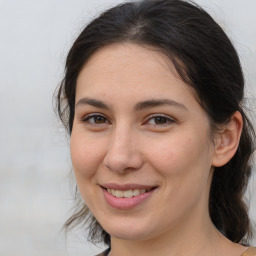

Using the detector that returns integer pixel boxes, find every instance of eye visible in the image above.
[82,114,110,125]
[146,115,174,126]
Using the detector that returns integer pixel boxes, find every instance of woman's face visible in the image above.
[71,43,216,241]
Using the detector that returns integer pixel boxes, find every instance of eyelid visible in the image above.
[81,113,111,124]
[143,113,175,126]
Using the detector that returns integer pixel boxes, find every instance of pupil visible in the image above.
[95,116,105,124]
[155,117,166,124]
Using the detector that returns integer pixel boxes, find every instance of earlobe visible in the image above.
[212,111,243,167]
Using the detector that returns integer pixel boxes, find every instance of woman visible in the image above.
[56,0,256,255]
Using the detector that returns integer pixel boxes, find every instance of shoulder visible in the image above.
[242,247,256,256]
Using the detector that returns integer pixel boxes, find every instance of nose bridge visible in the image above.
[103,122,143,173]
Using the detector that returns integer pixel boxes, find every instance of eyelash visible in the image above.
[144,114,175,126]
[82,113,110,126]
[81,113,175,127]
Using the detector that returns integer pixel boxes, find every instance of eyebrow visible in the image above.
[76,97,109,110]
[75,97,187,111]
[134,99,188,111]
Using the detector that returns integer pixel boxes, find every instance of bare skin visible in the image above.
[71,43,246,256]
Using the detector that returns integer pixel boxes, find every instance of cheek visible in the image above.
[145,133,213,222]
[145,131,212,185]
[69,131,109,209]
[145,135,193,173]
[70,132,106,179]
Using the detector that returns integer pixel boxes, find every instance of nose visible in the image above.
[103,126,143,174]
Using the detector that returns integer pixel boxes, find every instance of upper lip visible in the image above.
[100,183,158,190]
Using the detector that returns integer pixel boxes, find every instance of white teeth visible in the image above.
[133,189,140,196]
[115,190,124,198]
[106,188,152,198]
[111,189,116,196]
[123,190,133,198]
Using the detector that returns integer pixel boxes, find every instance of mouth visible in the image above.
[100,183,158,210]
[104,187,155,198]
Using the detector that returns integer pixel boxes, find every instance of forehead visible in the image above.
[76,43,197,108]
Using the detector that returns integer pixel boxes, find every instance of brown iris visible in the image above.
[154,116,168,124]
[93,116,107,124]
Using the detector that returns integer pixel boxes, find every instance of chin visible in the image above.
[107,229,153,241]
[99,217,157,242]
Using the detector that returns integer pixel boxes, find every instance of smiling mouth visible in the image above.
[101,184,158,209]
[105,188,155,198]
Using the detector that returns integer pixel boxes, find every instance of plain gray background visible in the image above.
[0,0,255,255]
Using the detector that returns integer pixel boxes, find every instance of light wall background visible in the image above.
[0,0,255,255]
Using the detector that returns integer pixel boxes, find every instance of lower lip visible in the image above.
[102,188,156,210]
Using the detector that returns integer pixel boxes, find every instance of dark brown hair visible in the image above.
[56,0,255,246]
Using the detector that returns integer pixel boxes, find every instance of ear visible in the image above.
[211,111,243,167]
